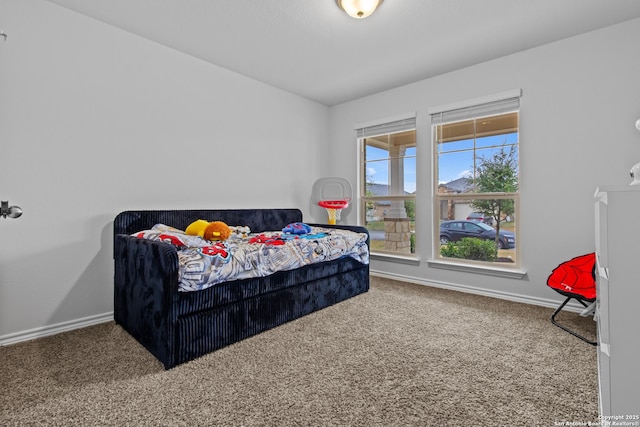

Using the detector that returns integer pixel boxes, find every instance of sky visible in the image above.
[365,146,417,193]
[365,133,518,194]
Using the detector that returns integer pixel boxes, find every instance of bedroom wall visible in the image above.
[326,18,640,306]
[0,0,328,340]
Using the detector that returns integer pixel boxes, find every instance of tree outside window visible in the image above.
[470,144,518,252]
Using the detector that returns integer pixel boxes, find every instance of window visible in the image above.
[357,114,416,256]
[431,91,521,268]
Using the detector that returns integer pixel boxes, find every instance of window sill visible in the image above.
[427,259,527,279]
[370,252,421,266]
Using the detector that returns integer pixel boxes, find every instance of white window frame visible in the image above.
[355,112,418,260]
[427,90,526,278]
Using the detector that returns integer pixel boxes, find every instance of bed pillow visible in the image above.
[133,224,252,247]
[132,224,210,248]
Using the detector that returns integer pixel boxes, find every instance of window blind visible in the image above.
[430,89,521,125]
[356,115,416,139]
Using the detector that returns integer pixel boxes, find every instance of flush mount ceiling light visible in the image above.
[336,0,383,19]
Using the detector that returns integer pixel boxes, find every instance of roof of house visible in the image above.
[366,183,415,197]
[439,178,473,193]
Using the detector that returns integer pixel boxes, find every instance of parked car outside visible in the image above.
[466,212,494,225]
[440,220,515,249]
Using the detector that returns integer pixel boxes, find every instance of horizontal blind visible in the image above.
[431,91,521,125]
[356,116,416,139]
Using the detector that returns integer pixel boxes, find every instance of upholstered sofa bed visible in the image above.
[113,209,369,369]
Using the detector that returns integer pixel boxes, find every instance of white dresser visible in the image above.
[594,186,640,416]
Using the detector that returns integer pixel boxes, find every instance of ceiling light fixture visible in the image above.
[336,0,383,19]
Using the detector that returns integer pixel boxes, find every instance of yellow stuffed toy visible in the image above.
[185,219,231,241]
[185,219,210,237]
[203,221,231,241]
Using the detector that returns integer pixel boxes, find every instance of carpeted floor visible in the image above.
[0,276,599,426]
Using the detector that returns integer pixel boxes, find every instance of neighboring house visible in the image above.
[365,183,415,221]
[365,183,391,220]
[437,178,473,220]
[438,178,513,223]
[438,177,473,194]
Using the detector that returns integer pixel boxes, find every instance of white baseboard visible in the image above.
[0,271,588,347]
[0,312,114,347]
[371,270,588,313]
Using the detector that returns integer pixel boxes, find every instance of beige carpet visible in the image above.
[0,276,598,426]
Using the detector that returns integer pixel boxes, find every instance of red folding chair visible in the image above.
[546,253,597,346]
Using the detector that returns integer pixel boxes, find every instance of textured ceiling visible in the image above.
[46,0,640,106]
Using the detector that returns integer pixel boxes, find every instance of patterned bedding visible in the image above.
[133,223,369,292]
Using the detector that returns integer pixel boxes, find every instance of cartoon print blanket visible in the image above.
[133,224,369,292]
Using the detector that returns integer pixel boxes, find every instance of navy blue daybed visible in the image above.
[113,209,369,369]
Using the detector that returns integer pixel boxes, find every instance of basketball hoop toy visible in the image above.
[318,199,349,225]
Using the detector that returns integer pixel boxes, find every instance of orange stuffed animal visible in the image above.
[203,221,231,241]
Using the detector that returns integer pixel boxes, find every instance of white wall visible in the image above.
[327,18,640,305]
[0,0,328,339]
[3,1,639,341]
